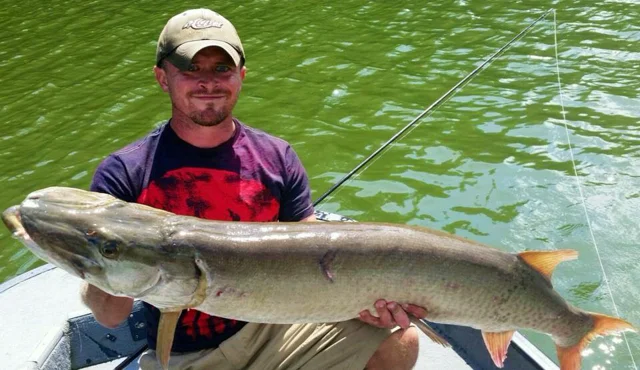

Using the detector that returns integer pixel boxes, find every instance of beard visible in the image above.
[190,105,230,127]
[183,88,240,127]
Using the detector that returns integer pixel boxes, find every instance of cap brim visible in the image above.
[167,40,242,70]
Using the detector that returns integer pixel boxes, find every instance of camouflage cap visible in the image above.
[156,9,245,70]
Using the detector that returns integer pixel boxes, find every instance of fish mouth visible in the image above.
[28,223,103,280]
[1,205,44,253]
[2,204,98,280]
[2,205,27,238]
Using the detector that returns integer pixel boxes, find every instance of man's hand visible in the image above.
[81,282,134,329]
[358,299,428,329]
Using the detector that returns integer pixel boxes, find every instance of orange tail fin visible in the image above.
[556,312,636,370]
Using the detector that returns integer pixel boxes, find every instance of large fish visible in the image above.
[2,187,635,370]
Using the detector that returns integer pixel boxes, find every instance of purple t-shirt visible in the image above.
[90,119,314,352]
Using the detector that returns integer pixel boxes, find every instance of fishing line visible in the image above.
[313,8,555,207]
[552,10,637,368]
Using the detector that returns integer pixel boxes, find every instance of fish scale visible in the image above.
[2,186,635,370]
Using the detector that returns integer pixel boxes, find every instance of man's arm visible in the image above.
[81,283,134,328]
[83,154,137,328]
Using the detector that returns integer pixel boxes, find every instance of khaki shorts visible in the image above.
[139,320,392,370]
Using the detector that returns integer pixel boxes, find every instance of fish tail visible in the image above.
[555,312,636,370]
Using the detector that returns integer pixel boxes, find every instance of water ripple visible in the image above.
[0,1,638,368]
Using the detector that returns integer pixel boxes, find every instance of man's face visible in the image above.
[155,46,246,127]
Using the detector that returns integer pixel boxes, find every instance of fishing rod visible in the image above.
[313,8,554,207]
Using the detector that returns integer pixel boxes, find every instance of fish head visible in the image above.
[4,187,190,301]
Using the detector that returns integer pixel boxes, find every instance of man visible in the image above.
[82,8,423,370]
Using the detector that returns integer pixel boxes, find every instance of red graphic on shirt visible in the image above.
[137,167,279,222]
[137,167,279,342]
[180,309,199,339]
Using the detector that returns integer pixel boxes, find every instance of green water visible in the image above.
[1,1,638,368]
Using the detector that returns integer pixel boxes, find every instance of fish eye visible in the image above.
[100,241,119,259]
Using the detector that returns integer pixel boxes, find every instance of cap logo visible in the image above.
[182,18,224,30]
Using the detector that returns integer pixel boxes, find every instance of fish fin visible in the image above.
[481,330,515,368]
[409,316,451,348]
[153,259,208,369]
[556,312,636,370]
[518,249,578,281]
[157,310,181,370]
[190,257,209,306]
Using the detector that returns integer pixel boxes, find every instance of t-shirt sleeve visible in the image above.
[279,146,314,221]
[89,155,138,202]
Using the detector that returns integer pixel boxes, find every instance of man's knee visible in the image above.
[365,326,419,370]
